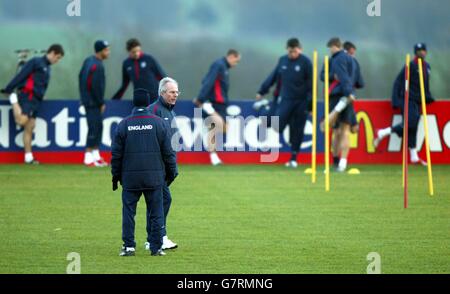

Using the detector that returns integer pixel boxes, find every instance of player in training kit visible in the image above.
[330,41,365,168]
[112,38,167,104]
[1,44,64,164]
[256,38,312,168]
[193,49,241,166]
[373,43,435,165]
[79,40,110,167]
[320,37,358,172]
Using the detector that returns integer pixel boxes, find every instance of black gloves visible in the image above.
[112,176,121,191]
[166,172,178,187]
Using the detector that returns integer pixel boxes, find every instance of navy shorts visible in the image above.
[202,102,228,121]
[18,91,41,118]
[212,103,227,120]
[333,106,358,129]
[330,95,355,127]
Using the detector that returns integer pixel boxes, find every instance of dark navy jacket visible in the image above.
[391,57,434,109]
[3,56,51,100]
[198,57,231,105]
[320,50,355,97]
[112,52,166,102]
[111,107,178,191]
[148,96,178,139]
[352,57,365,90]
[258,54,312,102]
[78,56,105,108]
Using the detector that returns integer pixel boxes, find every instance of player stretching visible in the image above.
[373,43,435,165]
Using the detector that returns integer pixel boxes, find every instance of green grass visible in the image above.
[0,164,449,274]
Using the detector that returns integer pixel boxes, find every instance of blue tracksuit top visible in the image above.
[198,57,231,105]
[111,107,178,191]
[352,56,365,90]
[391,57,434,109]
[112,52,166,101]
[79,55,105,108]
[3,56,51,100]
[258,54,312,102]
[320,50,355,97]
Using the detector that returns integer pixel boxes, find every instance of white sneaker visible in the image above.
[411,158,427,166]
[285,160,298,168]
[210,152,222,166]
[145,236,178,251]
[85,160,105,167]
[374,128,392,149]
[119,247,135,256]
[336,165,346,173]
[337,158,347,172]
[96,157,109,167]
[162,236,178,250]
[151,249,166,256]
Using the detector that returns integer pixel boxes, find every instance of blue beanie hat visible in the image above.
[414,42,427,53]
[133,88,151,107]
[94,40,109,53]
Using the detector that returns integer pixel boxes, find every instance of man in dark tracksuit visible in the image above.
[112,38,166,103]
[111,91,178,256]
[147,77,180,251]
[193,49,241,166]
[343,41,365,133]
[256,38,312,168]
[1,44,64,164]
[329,41,365,168]
[373,43,434,165]
[79,40,110,167]
[320,38,357,172]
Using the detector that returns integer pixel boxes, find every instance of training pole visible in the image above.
[324,56,330,192]
[311,50,318,183]
[418,58,434,196]
[403,54,410,208]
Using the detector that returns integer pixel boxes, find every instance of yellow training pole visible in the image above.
[402,54,410,188]
[311,50,318,183]
[324,56,330,192]
[418,58,434,196]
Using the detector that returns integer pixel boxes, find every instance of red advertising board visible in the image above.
[349,100,450,164]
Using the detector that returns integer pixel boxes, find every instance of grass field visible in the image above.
[0,164,449,274]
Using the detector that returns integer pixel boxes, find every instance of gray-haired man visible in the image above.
[145,77,180,250]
